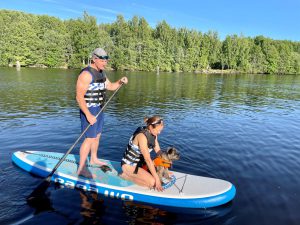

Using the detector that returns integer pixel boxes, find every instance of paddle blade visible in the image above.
[27,177,51,202]
[26,180,53,213]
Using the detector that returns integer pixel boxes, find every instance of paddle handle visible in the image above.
[46,82,124,181]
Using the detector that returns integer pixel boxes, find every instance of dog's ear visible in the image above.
[167,147,176,154]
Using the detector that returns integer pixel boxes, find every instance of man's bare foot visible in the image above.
[77,169,96,179]
[90,158,107,167]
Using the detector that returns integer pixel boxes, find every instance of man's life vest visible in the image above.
[81,66,106,107]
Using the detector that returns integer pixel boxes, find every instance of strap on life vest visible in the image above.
[134,155,145,174]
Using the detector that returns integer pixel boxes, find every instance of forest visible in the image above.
[0,10,299,74]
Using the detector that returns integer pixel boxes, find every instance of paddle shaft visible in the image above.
[45,82,124,181]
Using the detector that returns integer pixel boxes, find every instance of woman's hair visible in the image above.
[144,115,163,128]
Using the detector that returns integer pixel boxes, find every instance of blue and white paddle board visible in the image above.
[12,151,236,208]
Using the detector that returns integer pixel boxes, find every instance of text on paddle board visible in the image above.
[54,177,134,201]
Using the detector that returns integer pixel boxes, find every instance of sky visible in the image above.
[0,0,299,41]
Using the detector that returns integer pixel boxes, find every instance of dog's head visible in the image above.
[161,147,180,162]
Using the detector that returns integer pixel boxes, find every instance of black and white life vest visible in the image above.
[81,66,106,107]
[121,126,156,173]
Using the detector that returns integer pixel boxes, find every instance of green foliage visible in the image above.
[0,10,40,66]
[0,9,299,74]
[249,41,265,74]
[65,11,103,68]
[36,15,69,67]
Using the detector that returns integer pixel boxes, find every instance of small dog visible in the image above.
[154,147,180,184]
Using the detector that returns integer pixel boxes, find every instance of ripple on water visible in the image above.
[1,70,300,225]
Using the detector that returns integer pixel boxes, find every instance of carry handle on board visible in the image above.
[27,82,124,202]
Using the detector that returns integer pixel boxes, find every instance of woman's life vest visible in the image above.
[121,126,156,174]
[81,66,106,107]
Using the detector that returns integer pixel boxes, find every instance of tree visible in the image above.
[36,15,69,67]
[249,41,265,73]
[65,12,101,68]
[261,39,280,74]
[0,9,299,74]
[0,10,40,66]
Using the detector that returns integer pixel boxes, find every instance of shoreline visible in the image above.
[5,65,297,75]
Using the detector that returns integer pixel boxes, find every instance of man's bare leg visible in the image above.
[90,133,107,166]
[77,138,96,178]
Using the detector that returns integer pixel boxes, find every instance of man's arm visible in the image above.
[76,71,96,125]
[106,76,128,91]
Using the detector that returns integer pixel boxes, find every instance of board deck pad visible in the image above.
[12,151,236,208]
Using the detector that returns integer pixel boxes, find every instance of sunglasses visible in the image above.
[94,54,109,60]
[151,119,163,125]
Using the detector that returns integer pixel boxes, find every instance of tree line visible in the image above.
[0,10,299,74]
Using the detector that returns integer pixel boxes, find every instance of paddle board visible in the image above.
[12,151,236,208]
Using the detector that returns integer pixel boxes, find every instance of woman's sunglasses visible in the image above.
[151,119,163,125]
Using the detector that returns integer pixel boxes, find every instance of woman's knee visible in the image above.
[146,175,155,187]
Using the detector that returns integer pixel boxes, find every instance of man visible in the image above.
[76,47,128,177]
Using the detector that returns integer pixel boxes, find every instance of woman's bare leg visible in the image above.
[120,164,155,188]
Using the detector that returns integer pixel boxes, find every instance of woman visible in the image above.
[120,116,164,191]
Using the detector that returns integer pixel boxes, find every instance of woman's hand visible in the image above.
[154,176,163,192]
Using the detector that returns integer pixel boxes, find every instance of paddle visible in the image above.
[27,82,124,202]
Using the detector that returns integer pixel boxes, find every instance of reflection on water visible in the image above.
[1,68,300,225]
[122,201,233,225]
[17,184,233,225]
[1,69,299,121]
[79,191,106,224]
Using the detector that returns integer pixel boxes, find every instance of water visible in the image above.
[0,68,299,225]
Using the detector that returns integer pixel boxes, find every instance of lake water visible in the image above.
[0,68,299,225]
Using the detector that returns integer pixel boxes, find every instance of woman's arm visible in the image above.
[153,136,162,155]
[137,134,163,191]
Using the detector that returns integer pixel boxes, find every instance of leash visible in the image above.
[174,174,187,193]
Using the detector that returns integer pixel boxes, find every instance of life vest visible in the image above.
[81,66,106,107]
[153,156,172,168]
[141,155,172,172]
[121,126,156,174]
